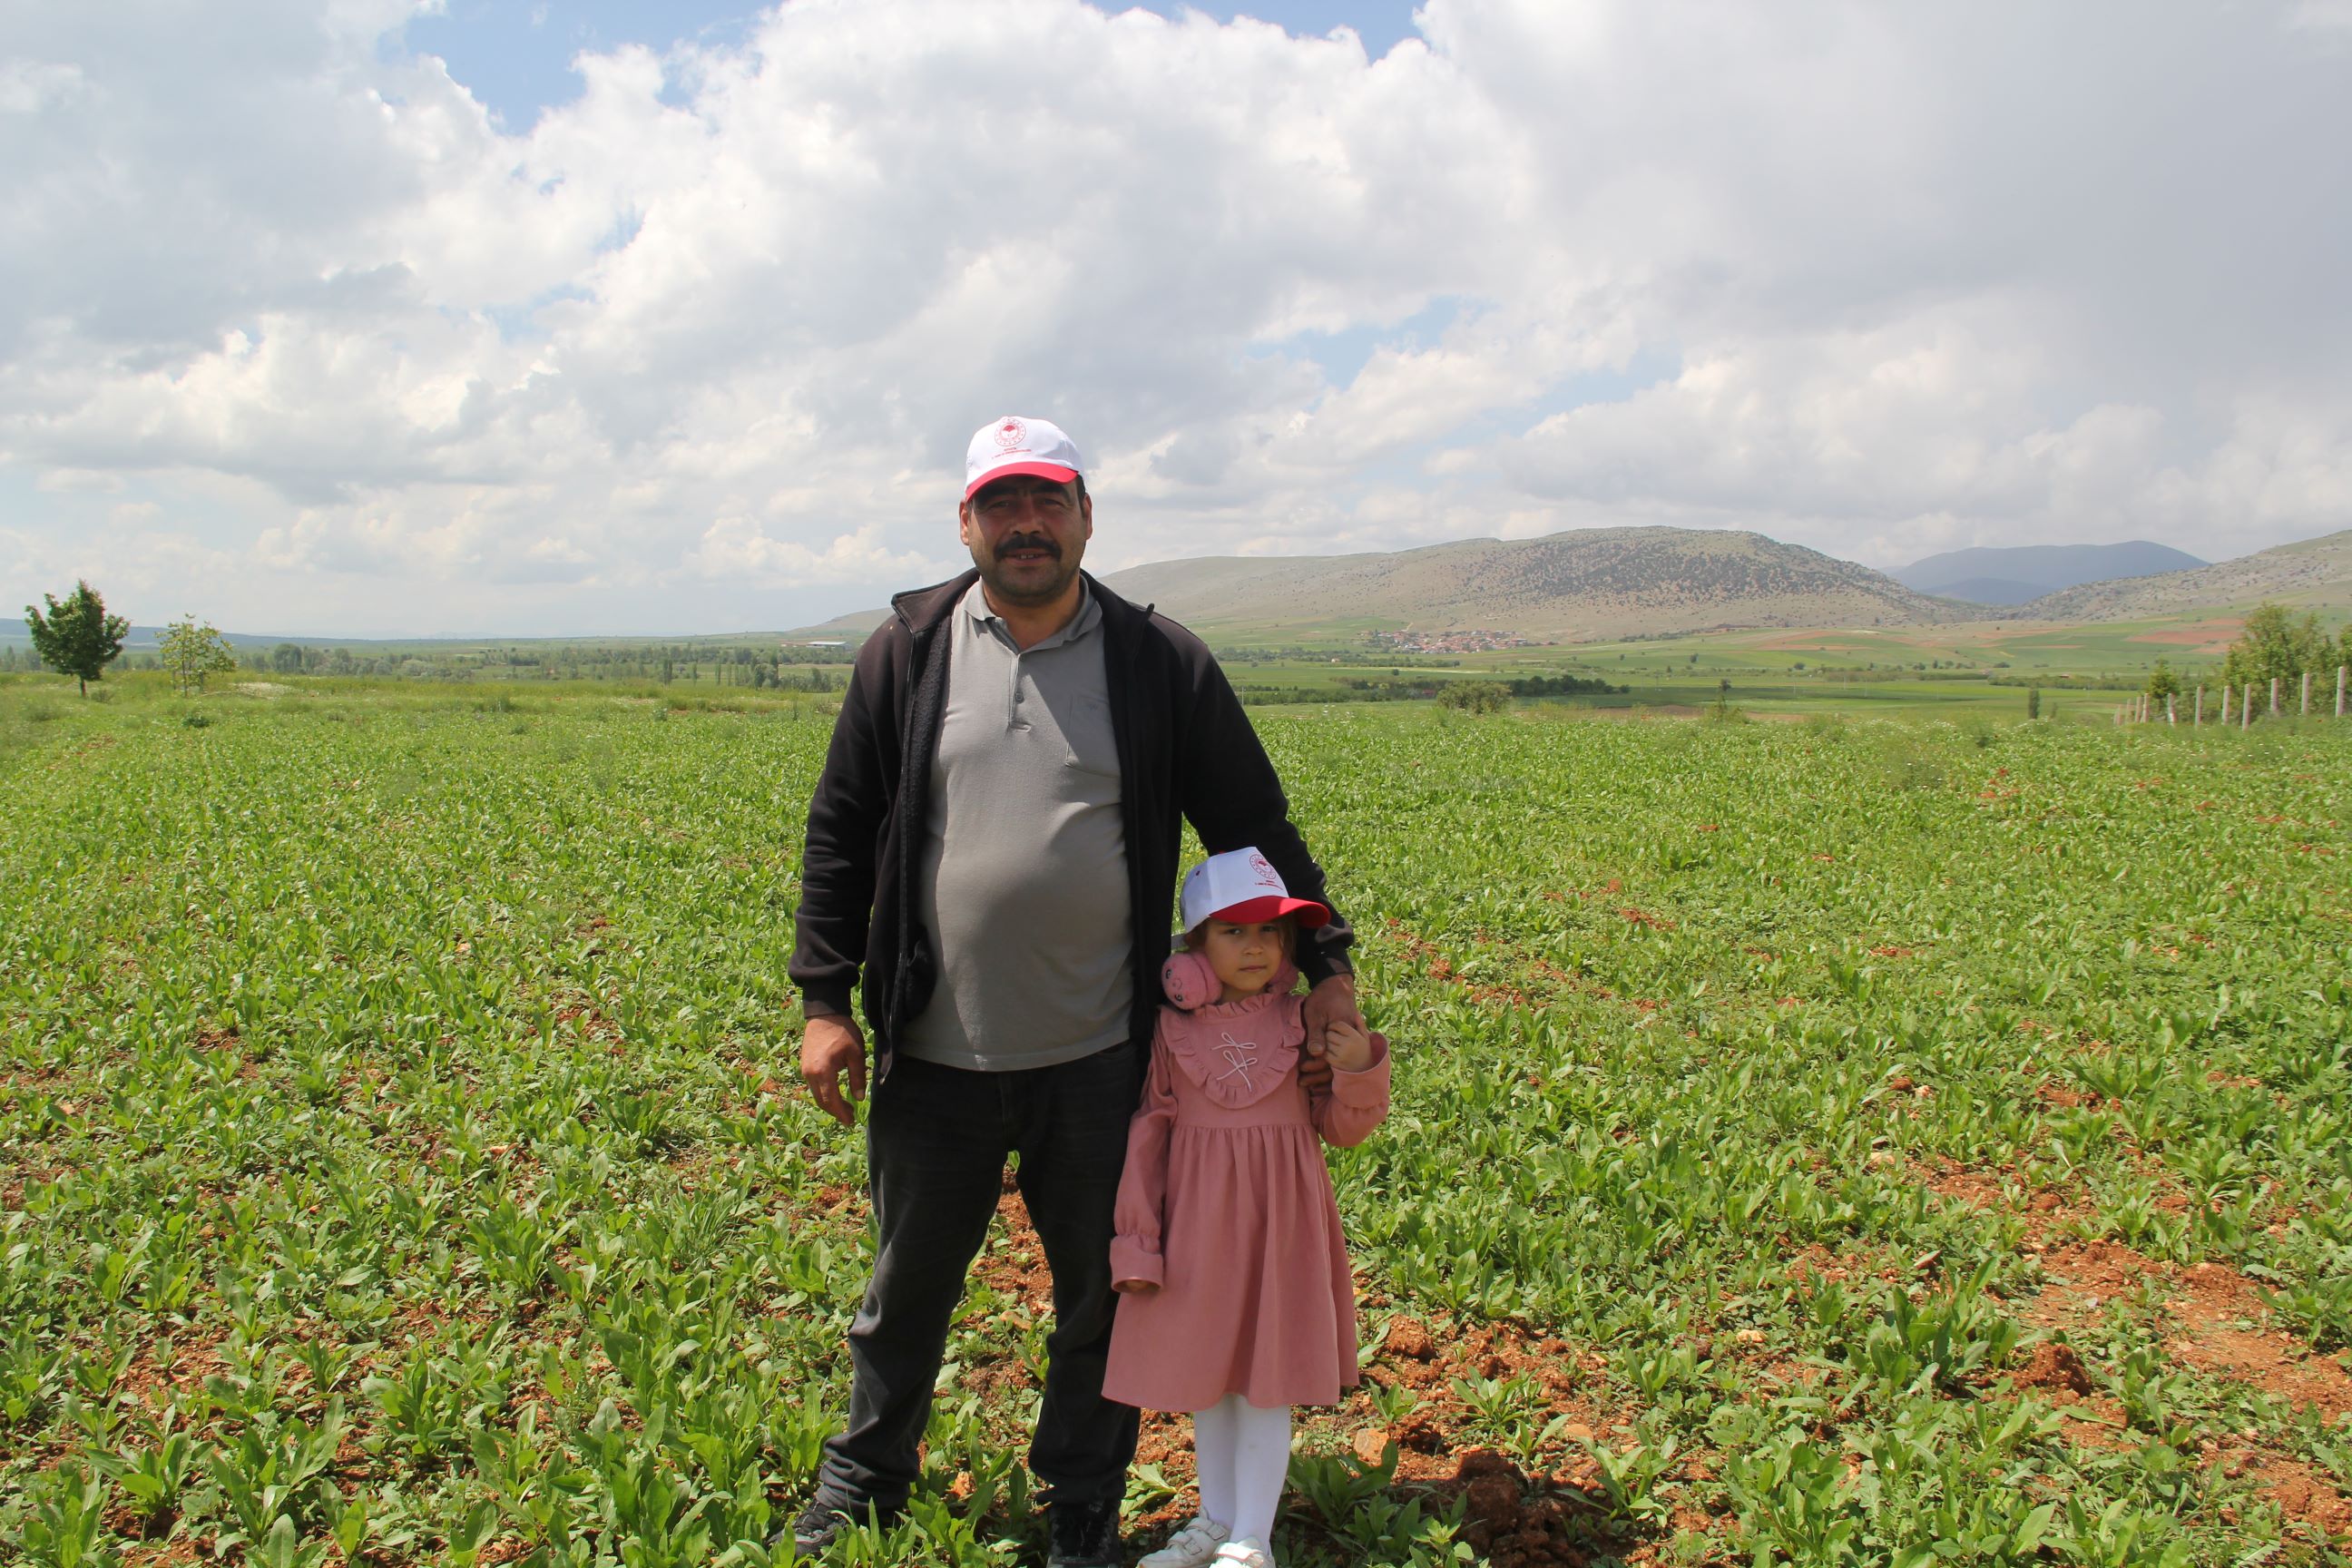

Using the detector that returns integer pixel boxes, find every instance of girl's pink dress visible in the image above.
[1102,987,1391,1412]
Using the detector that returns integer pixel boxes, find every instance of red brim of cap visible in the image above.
[965,461,1080,499]
[1203,895,1330,928]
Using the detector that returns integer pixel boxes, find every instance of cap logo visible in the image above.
[995,417,1028,451]
[1248,850,1279,887]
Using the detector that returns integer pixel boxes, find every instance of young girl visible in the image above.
[1103,848,1391,1568]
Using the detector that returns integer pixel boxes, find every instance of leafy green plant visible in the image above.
[203,1401,348,1553]
[87,1415,197,1528]
[1584,1433,1679,1524]
[18,1463,118,1568]
[1724,1436,1865,1562]
[1838,1267,2021,1407]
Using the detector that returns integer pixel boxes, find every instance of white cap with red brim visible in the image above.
[1180,846,1331,932]
[965,415,1083,499]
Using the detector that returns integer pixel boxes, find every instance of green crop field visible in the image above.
[4,679,2349,1566]
[1206,608,2337,723]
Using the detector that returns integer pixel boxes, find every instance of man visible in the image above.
[788,416,1361,1566]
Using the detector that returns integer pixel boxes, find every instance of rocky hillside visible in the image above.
[2022,529,2352,620]
[1100,525,1969,641]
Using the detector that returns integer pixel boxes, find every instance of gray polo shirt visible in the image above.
[899,581,1134,1070]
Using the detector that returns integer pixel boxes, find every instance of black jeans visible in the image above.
[815,1040,1145,1512]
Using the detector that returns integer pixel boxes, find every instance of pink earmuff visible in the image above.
[1161,952,1304,1010]
[1161,951,1220,1011]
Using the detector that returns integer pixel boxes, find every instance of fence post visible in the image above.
[2269,677,2280,717]
[2167,693,2176,726]
[2301,671,2311,717]
[2194,684,2204,727]
[2339,664,2347,719]
[2244,683,2254,730]
[2220,684,2230,724]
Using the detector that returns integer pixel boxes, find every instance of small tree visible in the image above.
[2144,659,2180,701]
[2220,603,2332,688]
[2026,686,2042,720]
[24,580,130,697]
[1436,681,1510,715]
[159,615,238,695]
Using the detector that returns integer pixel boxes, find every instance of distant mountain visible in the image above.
[115,624,302,652]
[1894,542,2206,605]
[1096,526,1969,641]
[0,623,293,652]
[781,608,893,642]
[2023,529,2352,620]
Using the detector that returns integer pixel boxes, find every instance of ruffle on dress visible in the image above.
[1162,1021,1300,1109]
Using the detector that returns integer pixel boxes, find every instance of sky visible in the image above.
[5,1,2350,638]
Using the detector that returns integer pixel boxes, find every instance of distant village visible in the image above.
[1367,627,1540,654]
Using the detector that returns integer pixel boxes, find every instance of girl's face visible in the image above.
[1198,918,1290,1002]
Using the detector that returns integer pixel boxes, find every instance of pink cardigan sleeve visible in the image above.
[1310,1030,1391,1149]
[1109,1016,1182,1289]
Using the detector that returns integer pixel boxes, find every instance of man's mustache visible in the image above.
[997,535,1062,558]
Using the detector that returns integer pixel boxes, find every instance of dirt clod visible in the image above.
[2015,1341,2095,1397]
[1456,1449,1525,1539]
[1397,1414,1447,1454]
[1384,1317,1437,1360]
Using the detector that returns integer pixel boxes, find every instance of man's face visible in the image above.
[959,475,1092,609]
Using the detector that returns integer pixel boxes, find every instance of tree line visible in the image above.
[12,581,858,695]
[21,580,2350,715]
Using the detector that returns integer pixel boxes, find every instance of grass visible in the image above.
[3,681,2349,1565]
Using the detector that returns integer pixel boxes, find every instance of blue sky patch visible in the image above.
[397,2,1429,130]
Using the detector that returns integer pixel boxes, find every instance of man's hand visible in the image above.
[800,1014,868,1126]
[1299,972,1365,1091]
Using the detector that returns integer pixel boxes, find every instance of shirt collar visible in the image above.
[960,578,1100,651]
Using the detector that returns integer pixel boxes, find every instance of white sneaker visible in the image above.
[1139,1514,1230,1568]
[1211,1539,1275,1568]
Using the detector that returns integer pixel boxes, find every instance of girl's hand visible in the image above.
[1321,1017,1374,1073]
[1114,1279,1160,1296]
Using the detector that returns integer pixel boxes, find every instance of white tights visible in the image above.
[1191,1394,1292,1544]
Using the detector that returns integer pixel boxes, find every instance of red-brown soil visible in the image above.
[2163,1259,2352,1424]
[1931,1171,2352,1545]
[2126,620,2241,650]
[2233,1455,2352,1542]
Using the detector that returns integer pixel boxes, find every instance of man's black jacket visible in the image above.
[789,568,1352,1078]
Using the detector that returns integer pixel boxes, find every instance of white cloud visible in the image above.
[2,0,2348,633]
[2285,0,2352,36]
[0,59,87,114]
[681,517,942,590]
